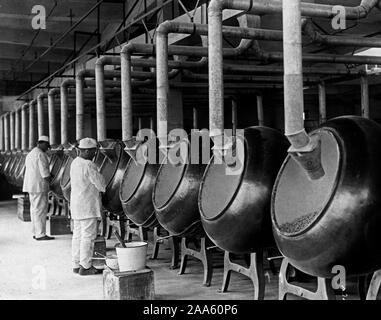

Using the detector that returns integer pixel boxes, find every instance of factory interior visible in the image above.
[2,0,381,301]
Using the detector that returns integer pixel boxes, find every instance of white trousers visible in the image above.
[29,192,48,238]
[72,218,98,269]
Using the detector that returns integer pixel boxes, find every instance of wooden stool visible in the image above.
[15,194,31,222]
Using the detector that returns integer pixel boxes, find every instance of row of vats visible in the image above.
[2,0,381,299]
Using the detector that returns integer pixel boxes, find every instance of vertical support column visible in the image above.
[138,117,142,131]
[60,85,69,144]
[10,111,15,151]
[0,115,4,151]
[76,75,85,140]
[318,81,327,125]
[21,104,28,151]
[257,95,264,126]
[361,76,370,119]
[4,113,10,151]
[37,94,46,137]
[232,98,237,136]
[48,91,58,145]
[29,101,36,149]
[193,107,198,130]
[15,108,21,150]
[121,50,133,141]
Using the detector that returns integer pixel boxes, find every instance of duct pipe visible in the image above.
[10,111,15,151]
[361,76,370,119]
[37,93,47,137]
[282,0,324,179]
[257,96,264,126]
[0,115,3,151]
[76,73,85,140]
[120,42,189,142]
[156,18,255,149]
[4,113,9,151]
[48,88,59,146]
[211,0,380,20]
[318,82,327,124]
[21,103,28,151]
[29,100,36,149]
[95,56,121,141]
[15,108,21,150]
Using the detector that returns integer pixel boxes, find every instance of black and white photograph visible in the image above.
[1,0,381,308]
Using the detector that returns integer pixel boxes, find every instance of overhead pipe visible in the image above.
[257,96,264,126]
[155,17,256,150]
[361,76,370,119]
[210,0,380,20]
[193,108,198,130]
[21,103,28,151]
[48,88,60,146]
[37,93,48,137]
[10,111,15,151]
[120,42,189,144]
[15,108,21,150]
[29,100,37,149]
[4,113,10,152]
[318,82,327,125]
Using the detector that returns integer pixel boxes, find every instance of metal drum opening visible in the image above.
[273,130,341,236]
[199,157,244,221]
[120,160,146,202]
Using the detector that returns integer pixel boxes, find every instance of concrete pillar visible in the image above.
[21,105,28,151]
[361,76,370,119]
[318,82,327,124]
[15,108,21,150]
[48,93,58,145]
[4,113,10,151]
[257,96,264,126]
[0,115,4,151]
[29,101,36,149]
[10,111,15,150]
[37,95,46,137]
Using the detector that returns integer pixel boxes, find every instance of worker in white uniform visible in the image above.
[70,138,106,276]
[23,136,54,241]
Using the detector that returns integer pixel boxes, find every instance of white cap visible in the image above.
[38,136,50,144]
[78,137,98,149]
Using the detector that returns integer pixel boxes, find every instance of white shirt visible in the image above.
[22,147,50,193]
[70,157,106,220]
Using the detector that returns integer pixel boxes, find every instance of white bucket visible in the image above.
[116,241,148,272]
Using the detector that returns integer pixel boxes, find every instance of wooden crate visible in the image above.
[103,268,155,300]
[16,196,31,222]
[47,215,72,235]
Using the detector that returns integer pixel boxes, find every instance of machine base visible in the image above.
[178,237,213,287]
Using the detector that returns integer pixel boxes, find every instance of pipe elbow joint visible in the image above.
[208,0,225,16]
[157,20,173,36]
[121,42,135,54]
[287,131,325,180]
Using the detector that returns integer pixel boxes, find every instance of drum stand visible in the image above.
[278,258,336,300]
[178,237,213,287]
[219,250,265,300]
[104,212,127,240]
[150,226,180,269]
[125,219,147,241]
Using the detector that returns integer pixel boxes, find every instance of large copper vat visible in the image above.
[272,116,381,278]
[199,127,289,253]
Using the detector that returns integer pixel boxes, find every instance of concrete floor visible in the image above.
[0,199,366,300]
[0,200,279,300]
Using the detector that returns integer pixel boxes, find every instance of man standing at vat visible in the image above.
[70,138,106,276]
[23,136,54,241]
